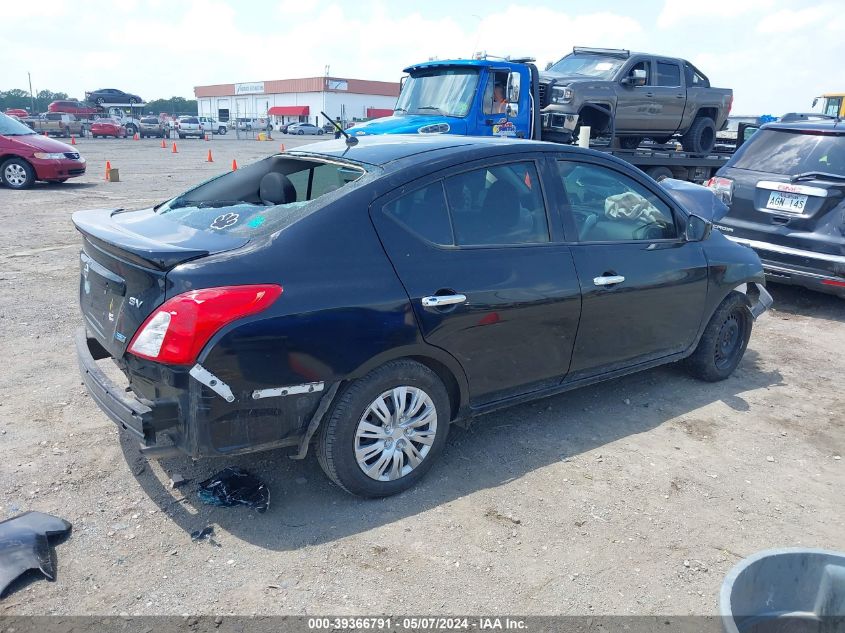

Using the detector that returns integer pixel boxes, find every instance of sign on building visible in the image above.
[235,82,265,95]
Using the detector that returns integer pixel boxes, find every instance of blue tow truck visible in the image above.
[347,52,734,183]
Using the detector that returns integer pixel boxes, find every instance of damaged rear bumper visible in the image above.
[76,327,326,459]
[75,327,178,445]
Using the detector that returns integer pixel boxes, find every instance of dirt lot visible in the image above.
[0,137,842,617]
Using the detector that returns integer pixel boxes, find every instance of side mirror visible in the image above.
[506,72,521,104]
[685,214,712,242]
[812,97,818,108]
[622,68,647,87]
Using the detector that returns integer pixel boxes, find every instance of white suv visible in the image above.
[198,116,227,135]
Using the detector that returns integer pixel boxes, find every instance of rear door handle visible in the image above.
[422,294,467,307]
[593,275,625,286]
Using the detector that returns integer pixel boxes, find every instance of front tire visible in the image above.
[1,158,36,189]
[317,360,450,497]
[684,291,752,382]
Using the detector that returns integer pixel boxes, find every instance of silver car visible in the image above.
[287,122,324,135]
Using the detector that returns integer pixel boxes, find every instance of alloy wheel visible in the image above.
[354,386,438,481]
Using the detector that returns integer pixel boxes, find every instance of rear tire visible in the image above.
[317,360,451,497]
[681,116,716,154]
[684,291,752,382]
[298,130,304,135]
[1,158,36,189]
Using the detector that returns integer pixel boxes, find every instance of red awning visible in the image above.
[366,108,393,118]
[268,105,310,116]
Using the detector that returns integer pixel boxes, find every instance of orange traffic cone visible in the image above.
[206,149,213,163]
[104,161,111,181]
[171,142,178,153]
[279,143,285,152]
[133,132,140,140]
[231,159,238,171]
[70,135,76,145]
[160,138,166,148]
[205,133,210,141]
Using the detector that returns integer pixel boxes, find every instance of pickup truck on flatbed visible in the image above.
[348,48,735,182]
[539,47,733,153]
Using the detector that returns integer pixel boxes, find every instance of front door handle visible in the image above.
[422,294,467,307]
[593,275,625,286]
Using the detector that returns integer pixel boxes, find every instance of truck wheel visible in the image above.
[646,166,673,182]
[218,127,226,135]
[681,117,716,154]
[618,136,642,150]
[1,158,36,189]
[317,359,450,497]
[684,291,752,382]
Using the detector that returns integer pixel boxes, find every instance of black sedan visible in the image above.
[708,119,845,297]
[84,88,143,105]
[73,135,771,497]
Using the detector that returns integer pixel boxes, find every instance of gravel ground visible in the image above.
[0,137,842,616]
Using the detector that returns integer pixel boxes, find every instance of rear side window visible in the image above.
[444,162,549,245]
[656,62,681,87]
[383,183,453,245]
[732,129,845,176]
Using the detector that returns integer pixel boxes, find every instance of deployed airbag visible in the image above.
[0,511,72,597]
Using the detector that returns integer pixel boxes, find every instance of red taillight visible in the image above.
[821,279,845,288]
[128,284,282,365]
[705,176,735,205]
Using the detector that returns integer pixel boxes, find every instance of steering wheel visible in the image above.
[578,213,598,241]
[632,220,668,241]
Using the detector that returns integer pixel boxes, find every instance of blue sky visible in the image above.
[2,0,843,114]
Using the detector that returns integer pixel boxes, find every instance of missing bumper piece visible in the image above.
[252,381,324,400]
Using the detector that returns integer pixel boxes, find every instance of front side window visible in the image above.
[657,62,681,87]
[628,61,652,85]
[394,68,479,118]
[0,112,36,136]
[444,162,549,245]
[557,161,677,241]
[824,97,842,118]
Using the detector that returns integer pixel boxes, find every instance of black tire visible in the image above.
[218,127,226,135]
[96,97,104,105]
[1,157,36,189]
[681,116,716,154]
[298,130,304,135]
[646,166,674,181]
[684,291,752,382]
[618,136,642,150]
[178,133,185,139]
[317,359,451,497]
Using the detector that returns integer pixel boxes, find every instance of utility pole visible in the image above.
[27,72,35,113]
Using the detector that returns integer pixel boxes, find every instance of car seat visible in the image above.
[259,172,297,206]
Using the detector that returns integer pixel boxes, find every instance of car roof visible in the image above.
[287,134,610,168]
[761,119,845,135]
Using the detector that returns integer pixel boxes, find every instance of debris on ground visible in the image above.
[190,525,214,542]
[169,473,188,489]
[0,511,72,597]
[196,467,269,513]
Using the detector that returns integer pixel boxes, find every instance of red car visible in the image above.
[0,112,86,189]
[48,100,99,116]
[90,118,126,138]
[4,108,29,119]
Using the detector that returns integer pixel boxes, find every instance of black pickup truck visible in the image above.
[540,47,733,154]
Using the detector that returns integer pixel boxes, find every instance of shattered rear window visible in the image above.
[155,156,368,237]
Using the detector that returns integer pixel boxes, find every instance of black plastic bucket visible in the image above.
[720,548,845,633]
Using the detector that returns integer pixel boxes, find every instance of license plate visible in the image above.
[766,190,807,214]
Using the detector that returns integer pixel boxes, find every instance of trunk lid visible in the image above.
[73,207,248,358]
